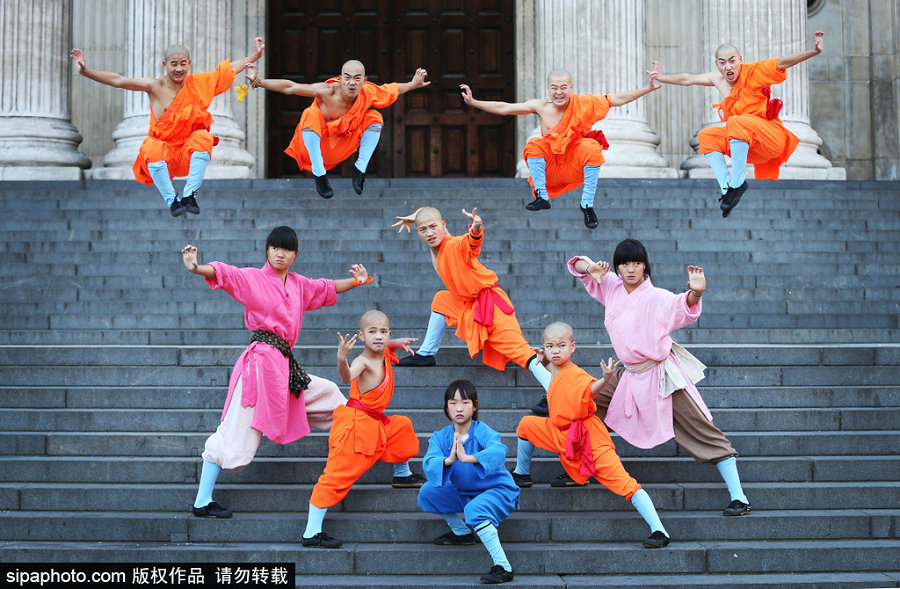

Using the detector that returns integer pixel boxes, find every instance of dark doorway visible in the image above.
[266,0,516,178]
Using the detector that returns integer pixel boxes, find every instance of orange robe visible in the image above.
[516,363,640,497]
[309,348,418,509]
[431,229,535,371]
[284,79,400,173]
[523,94,611,199]
[132,60,236,184]
[698,58,800,180]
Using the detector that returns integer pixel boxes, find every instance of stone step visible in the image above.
[3,455,896,485]
[6,430,896,459]
[1,538,898,577]
[2,481,896,513]
[0,509,896,544]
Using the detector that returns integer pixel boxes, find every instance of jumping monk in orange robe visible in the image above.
[301,310,420,549]
[70,38,265,217]
[245,61,429,199]
[511,322,671,549]
[458,70,660,229]
[651,30,825,217]
[392,206,552,416]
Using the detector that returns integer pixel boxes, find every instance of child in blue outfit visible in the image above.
[417,380,519,584]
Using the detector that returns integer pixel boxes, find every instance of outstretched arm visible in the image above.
[244,64,331,97]
[70,49,155,92]
[591,357,621,396]
[686,265,706,307]
[230,37,265,73]
[648,61,716,87]
[392,207,425,234]
[608,70,661,106]
[460,84,540,116]
[336,332,363,383]
[777,30,824,69]
[397,68,431,95]
[334,264,371,293]
[181,245,216,278]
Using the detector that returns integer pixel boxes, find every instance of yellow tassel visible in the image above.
[234,83,248,102]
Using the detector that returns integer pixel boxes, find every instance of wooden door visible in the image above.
[266,0,515,178]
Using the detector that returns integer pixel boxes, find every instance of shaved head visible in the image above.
[544,321,574,342]
[547,69,572,85]
[414,206,443,226]
[163,44,191,60]
[360,309,389,331]
[341,59,366,77]
[715,43,740,59]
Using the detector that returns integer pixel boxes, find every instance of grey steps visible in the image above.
[2,481,897,513]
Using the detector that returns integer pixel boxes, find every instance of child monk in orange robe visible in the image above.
[458,70,659,229]
[245,60,429,199]
[651,30,825,217]
[301,310,420,548]
[512,321,671,549]
[70,38,265,217]
[392,206,551,415]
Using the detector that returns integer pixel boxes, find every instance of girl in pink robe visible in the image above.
[567,238,752,517]
[182,226,372,518]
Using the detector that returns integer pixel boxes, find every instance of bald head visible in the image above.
[163,44,191,61]
[359,309,389,331]
[341,59,366,77]
[547,69,572,85]
[715,43,740,59]
[414,206,443,226]
[544,321,574,342]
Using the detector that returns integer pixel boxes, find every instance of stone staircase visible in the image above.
[1,178,899,588]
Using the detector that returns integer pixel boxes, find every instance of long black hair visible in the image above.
[613,238,651,277]
[443,379,479,421]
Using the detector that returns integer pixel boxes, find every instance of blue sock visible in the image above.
[703,151,730,195]
[581,165,600,208]
[301,129,327,177]
[193,460,221,508]
[716,456,749,503]
[527,357,552,391]
[416,312,447,356]
[441,513,471,536]
[355,124,382,173]
[146,160,178,206]
[513,438,534,475]
[630,488,668,536]
[303,503,328,538]
[183,151,210,198]
[474,522,511,572]
[526,157,549,200]
[728,139,749,188]
[392,461,412,478]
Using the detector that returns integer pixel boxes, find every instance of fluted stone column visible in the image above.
[681,0,844,179]
[516,0,676,178]
[92,0,253,179]
[0,0,91,180]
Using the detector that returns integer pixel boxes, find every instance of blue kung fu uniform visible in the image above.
[417,420,520,528]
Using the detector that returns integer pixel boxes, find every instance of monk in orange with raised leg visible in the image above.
[70,38,265,217]
[651,30,825,217]
[459,70,659,229]
[245,60,429,199]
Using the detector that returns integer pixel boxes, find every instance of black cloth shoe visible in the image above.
[301,531,343,548]
[392,472,427,488]
[480,565,514,584]
[531,396,549,416]
[181,193,200,215]
[511,472,533,488]
[580,205,598,229]
[352,166,366,194]
[525,197,551,211]
[642,530,671,549]
[191,501,232,518]
[720,181,748,217]
[169,199,187,217]
[397,354,436,367]
[723,499,752,516]
[433,531,476,546]
[314,174,334,199]
[550,472,587,487]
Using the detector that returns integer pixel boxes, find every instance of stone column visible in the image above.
[681,0,844,179]
[0,0,91,180]
[92,0,254,179]
[516,0,677,178]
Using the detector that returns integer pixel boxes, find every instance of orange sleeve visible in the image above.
[549,365,598,426]
[753,58,788,86]
[189,60,237,100]
[584,94,611,124]
[370,82,400,109]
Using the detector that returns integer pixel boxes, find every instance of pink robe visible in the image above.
[205,261,337,444]
[567,257,712,449]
